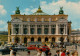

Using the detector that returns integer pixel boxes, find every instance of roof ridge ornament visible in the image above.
[15,7,20,14]
[37,5,43,13]
[59,7,64,14]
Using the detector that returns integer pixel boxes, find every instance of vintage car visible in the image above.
[38,46,50,51]
[0,46,28,55]
[27,45,38,50]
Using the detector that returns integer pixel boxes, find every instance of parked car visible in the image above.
[0,46,28,55]
[27,45,38,50]
[0,47,17,55]
[38,46,50,51]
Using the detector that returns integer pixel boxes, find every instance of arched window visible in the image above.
[38,37,41,42]
[60,37,64,42]
[52,37,55,42]
[15,37,19,43]
[45,37,48,42]
[24,37,27,43]
[31,37,34,42]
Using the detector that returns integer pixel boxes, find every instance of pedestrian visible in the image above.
[13,51,16,56]
[66,50,70,56]
[45,48,49,56]
[61,50,65,56]
[54,50,60,56]
[60,49,63,56]
[10,47,14,56]
[71,52,74,56]
[48,51,51,56]
[37,49,46,56]
[27,51,30,56]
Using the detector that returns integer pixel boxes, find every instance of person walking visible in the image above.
[54,50,60,56]
[27,51,30,56]
[37,49,46,56]
[10,47,14,56]
[60,50,63,56]
[61,51,65,56]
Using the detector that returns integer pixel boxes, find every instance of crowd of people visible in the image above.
[9,44,78,56]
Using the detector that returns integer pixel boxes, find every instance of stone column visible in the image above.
[66,25,68,35]
[55,37,58,43]
[56,23,58,35]
[12,37,14,43]
[12,24,13,35]
[19,24,21,34]
[20,37,22,43]
[42,38,45,42]
[21,24,23,34]
[28,24,30,35]
[42,25,44,34]
[34,37,38,42]
[27,38,30,42]
[64,25,65,34]
[49,38,51,42]
[49,25,51,34]
[35,24,37,35]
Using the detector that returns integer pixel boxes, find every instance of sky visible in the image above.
[0,0,80,31]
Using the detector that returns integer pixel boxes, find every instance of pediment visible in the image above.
[11,18,22,23]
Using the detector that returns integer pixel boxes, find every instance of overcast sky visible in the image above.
[0,0,80,31]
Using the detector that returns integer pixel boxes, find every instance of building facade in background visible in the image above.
[8,6,71,44]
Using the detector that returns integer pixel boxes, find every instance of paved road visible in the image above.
[0,45,79,56]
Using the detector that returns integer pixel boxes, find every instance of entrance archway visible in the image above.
[60,37,64,42]
[45,37,48,42]
[15,37,19,43]
[24,37,27,43]
[38,37,41,42]
[52,37,55,42]
[31,37,34,42]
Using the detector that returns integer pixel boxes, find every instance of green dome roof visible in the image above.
[31,6,48,15]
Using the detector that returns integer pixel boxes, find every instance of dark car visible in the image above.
[0,47,28,55]
[0,47,17,55]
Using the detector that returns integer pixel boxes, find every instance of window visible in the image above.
[38,37,41,42]
[44,28,48,34]
[30,28,34,34]
[45,37,48,42]
[15,28,19,34]
[51,28,55,34]
[37,28,41,34]
[31,37,34,42]
[24,37,27,43]
[23,28,27,34]
[60,28,64,34]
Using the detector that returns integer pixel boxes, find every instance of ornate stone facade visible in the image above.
[7,6,71,44]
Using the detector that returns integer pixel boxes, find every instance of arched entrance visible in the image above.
[15,37,19,43]
[45,37,48,42]
[38,37,41,42]
[31,37,34,42]
[24,37,27,43]
[60,37,64,42]
[52,37,55,42]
